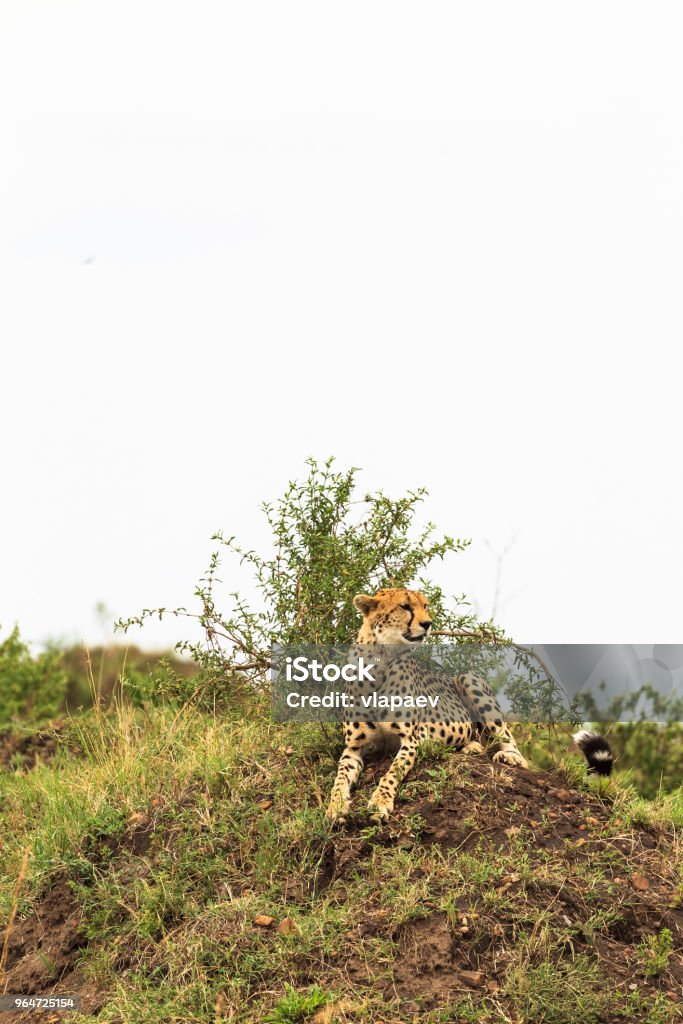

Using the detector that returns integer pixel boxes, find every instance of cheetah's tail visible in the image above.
[572,730,615,776]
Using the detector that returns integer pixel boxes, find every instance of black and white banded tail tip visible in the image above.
[572,730,615,776]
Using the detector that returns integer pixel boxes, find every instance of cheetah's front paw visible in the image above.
[492,749,528,769]
[325,796,351,825]
[367,794,394,823]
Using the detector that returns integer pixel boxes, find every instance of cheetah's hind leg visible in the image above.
[462,740,484,755]
[456,673,528,769]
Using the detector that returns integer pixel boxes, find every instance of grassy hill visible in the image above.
[1,699,682,1023]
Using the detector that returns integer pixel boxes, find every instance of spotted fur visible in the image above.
[326,588,528,823]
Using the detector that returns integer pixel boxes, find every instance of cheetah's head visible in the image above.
[353,588,432,645]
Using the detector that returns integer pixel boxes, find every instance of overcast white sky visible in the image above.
[1,1,682,651]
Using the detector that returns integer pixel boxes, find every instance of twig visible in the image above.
[432,629,575,715]
[484,534,518,621]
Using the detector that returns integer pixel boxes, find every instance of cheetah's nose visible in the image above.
[420,621,432,632]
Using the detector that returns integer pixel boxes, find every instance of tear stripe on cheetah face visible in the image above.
[326,588,529,824]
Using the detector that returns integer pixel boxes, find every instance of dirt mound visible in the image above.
[318,758,683,1017]
[0,804,171,1021]
[0,878,104,1022]
[0,722,73,772]
[2,756,681,1020]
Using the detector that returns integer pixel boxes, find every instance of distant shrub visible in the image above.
[60,644,198,712]
[592,720,683,798]
[579,684,683,797]
[0,626,69,729]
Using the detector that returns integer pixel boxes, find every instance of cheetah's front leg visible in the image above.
[326,730,366,823]
[367,737,418,822]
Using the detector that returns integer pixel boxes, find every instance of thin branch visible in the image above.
[484,534,518,622]
[432,629,571,709]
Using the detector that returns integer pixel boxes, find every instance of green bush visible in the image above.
[0,626,69,729]
[117,455,480,682]
[115,456,683,756]
[116,456,578,724]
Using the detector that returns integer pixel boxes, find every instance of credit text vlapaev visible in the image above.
[285,692,441,709]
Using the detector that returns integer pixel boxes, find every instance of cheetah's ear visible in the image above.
[353,594,379,617]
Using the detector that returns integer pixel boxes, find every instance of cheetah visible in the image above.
[326,588,529,823]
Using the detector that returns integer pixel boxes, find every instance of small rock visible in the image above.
[631,873,650,891]
[629,983,639,991]
[575,838,587,848]
[276,917,297,935]
[486,980,500,993]
[257,799,273,810]
[585,816,601,827]
[254,914,275,928]
[461,970,484,988]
